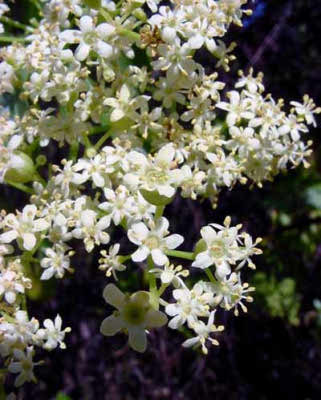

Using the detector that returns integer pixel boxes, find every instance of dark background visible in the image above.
[3,0,321,399]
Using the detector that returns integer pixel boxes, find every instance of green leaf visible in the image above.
[304,183,321,209]
[56,392,72,400]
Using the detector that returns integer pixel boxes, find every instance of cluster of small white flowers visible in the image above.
[0,0,319,387]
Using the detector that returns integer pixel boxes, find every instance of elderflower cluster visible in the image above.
[0,0,319,388]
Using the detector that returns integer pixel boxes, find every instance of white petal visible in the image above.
[0,230,18,243]
[33,218,50,232]
[165,234,184,250]
[168,314,183,329]
[131,223,149,241]
[188,34,204,49]
[182,337,199,348]
[22,233,36,251]
[131,246,149,262]
[200,226,216,244]
[5,291,16,304]
[41,267,55,280]
[75,42,90,61]
[192,252,213,269]
[92,172,105,187]
[110,108,125,122]
[96,40,113,58]
[79,16,93,33]
[96,23,115,38]
[151,249,168,266]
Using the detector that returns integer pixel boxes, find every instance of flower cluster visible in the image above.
[0,0,319,389]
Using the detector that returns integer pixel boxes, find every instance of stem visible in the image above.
[147,256,159,310]
[94,130,112,150]
[89,124,110,135]
[82,134,92,149]
[0,35,29,43]
[69,141,79,161]
[30,0,42,11]
[118,254,131,263]
[158,283,168,297]
[100,8,113,23]
[21,294,28,315]
[205,268,217,284]
[5,181,34,194]
[117,28,140,42]
[0,16,31,31]
[165,250,195,261]
[33,172,46,186]
[155,205,165,220]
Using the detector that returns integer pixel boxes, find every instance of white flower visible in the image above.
[99,244,126,280]
[37,315,71,350]
[0,270,28,304]
[8,347,39,387]
[192,219,242,278]
[182,311,224,354]
[149,263,189,287]
[216,90,254,126]
[98,186,136,225]
[104,84,138,122]
[207,272,255,315]
[40,245,73,280]
[152,40,197,78]
[0,205,49,251]
[165,283,213,329]
[124,144,183,198]
[60,15,114,61]
[128,217,184,266]
[291,95,321,127]
[72,210,111,252]
[100,284,167,352]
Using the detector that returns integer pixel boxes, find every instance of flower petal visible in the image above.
[128,327,147,353]
[145,309,167,328]
[100,315,124,336]
[102,283,125,309]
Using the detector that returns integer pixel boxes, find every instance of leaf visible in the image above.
[56,392,72,400]
[304,184,321,209]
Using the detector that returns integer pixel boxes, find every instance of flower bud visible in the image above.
[140,189,174,206]
[4,152,35,183]
[84,0,101,9]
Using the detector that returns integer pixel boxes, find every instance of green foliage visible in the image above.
[55,392,72,400]
[253,272,301,326]
[304,183,321,209]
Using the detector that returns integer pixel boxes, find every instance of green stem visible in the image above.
[89,124,110,135]
[155,205,165,220]
[0,16,31,31]
[5,181,34,194]
[30,0,42,11]
[117,28,140,42]
[21,294,28,315]
[0,35,29,43]
[82,134,92,149]
[118,254,131,263]
[100,8,113,23]
[165,250,195,261]
[33,172,46,186]
[69,141,79,161]
[205,268,217,284]
[158,283,169,297]
[147,256,159,310]
[94,130,112,150]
